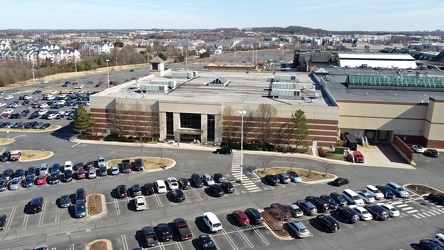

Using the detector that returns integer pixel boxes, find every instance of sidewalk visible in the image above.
[71,137,415,170]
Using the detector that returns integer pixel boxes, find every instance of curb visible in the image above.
[19,151,54,162]
[404,183,444,197]
[0,125,62,133]
[260,210,292,241]
[87,193,107,217]
[85,239,112,250]
[254,168,337,184]
[0,138,15,146]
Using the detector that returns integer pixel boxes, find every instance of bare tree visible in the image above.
[257,154,275,172]
[222,105,236,143]
[108,100,127,136]
[128,101,144,137]
[25,141,36,151]
[256,103,277,147]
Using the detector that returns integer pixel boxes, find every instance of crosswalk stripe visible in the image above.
[418,213,427,218]
[422,212,432,217]
[391,201,404,205]
[428,211,439,215]
[402,207,413,211]
[397,204,408,208]
[413,214,422,219]
[407,209,419,214]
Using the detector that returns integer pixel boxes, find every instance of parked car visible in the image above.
[424,149,440,157]
[264,175,279,186]
[306,196,329,213]
[429,193,444,205]
[245,208,263,224]
[48,173,59,184]
[365,205,389,221]
[87,167,97,179]
[166,177,179,190]
[76,166,86,179]
[144,183,155,195]
[63,170,73,182]
[349,205,373,221]
[133,158,144,171]
[377,203,400,217]
[23,174,34,188]
[332,177,349,186]
[9,177,21,190]
[287,170,302,182]
[286,220,310,238]
[170,189,186,202]
[232,210,250,226]
[386,182,409,198]
[375,185,395,199]
[357,191,376,204]
[110,165,120,175]
[433,233,444,248]
[132,184,142,196]
[419,239,444,250]
[411,144,425,153]
[154,180,167,193]
[39,163,49,175]
[296,200,318,216]
[35,174,47,185]
[0,179,7,191]
[122,159,132,173]
[0,214,6,231]
[203,212,223,233]
[191,174,204,188]
[210,184,225,197]
[213,173,225,183]
[320,195,339,210]
[202,173,215,186]
[173,218,193,241]
[28,197,45,214]
[214,146,232,155]
[285,203,304,217]
[178,178,191,190]
[141,226,158,248]
[314,215,340,233]
[198,234,217,250]
[336,207,359,223]
[116,185,128,198]
[74,200,86,218]
[221,181,235,193]
[76,188,86,202]
[134,196,147,211]
[59,194,71,208]
[156,223,172,242]
[276,173,291,184]
[365,185,385,200]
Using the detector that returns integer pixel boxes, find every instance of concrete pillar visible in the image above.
[173,112,180,141]
[159,112,166,140]
[215,114,222,144]
[201,114,208,143]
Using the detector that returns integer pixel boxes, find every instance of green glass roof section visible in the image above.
[346,75,444,91]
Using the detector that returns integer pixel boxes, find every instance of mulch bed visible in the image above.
[91,241,107,250]
[261,211,290,237]
[405,184,440,195]
[88,194,102,215]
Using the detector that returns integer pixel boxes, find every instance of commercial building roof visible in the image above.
[337,53,415,60]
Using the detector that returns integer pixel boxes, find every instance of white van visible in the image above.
[366,185,384,200]
[203,212,222,233]
[343,189,365,206]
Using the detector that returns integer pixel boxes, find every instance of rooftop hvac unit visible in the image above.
[139,84,168,93]
[272,82,300,90]
[274,74,297,82]
[150,79,177,89]
[271,89,301,99]
[171,71,198,79]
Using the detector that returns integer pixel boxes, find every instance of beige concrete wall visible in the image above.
[338,101,427,136]
[424,98,444,143]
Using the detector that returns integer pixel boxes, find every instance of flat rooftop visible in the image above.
[324,67,444,102]
[97,71,329,106]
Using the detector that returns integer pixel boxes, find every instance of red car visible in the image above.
[35,174,47,185]
[76,166,86,179]
[232,210,250,226]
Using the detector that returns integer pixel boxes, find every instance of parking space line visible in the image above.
[39,202,47,227]
[251,225,270,245]
[55,211,60,224]
[113,198,120,215]
[120,235,129,250]
[22,214,29,230]
[153,193,163,207]
[191,187,203,201]
[234,188,240,195]
[221,229,239,250]
[159,242,166,250]
[5,205,16,231]
[359,221,367,225]
[227,217,254,248]
[407,210,419,214]
[278,184,286,188]
[209,234,221,250]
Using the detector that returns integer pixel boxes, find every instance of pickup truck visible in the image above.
[346,150,364,163]
[173,218,192,241]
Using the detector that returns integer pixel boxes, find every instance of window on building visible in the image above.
[207,114,215,142]
[180,113,201,129]
[166,112,173,139]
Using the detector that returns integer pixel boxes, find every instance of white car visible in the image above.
[286,203,304,217]
[2,108,14,114]
[377,203,400,217]
[4,95,13,100]
[0,103,6,107]
[349,205,373,221]
[202,173,215,186]
[39,103,49,108]
[38,109,48,116]
[74,84,84,89]
[110,165,120,175]
[357,191,376,204]
[411,145,425,153]
[366,185,384,200]
[57,100,66,105]
[166,177,179,190]
[43,80,49,84]
[46,95,55,100]
[87,167,97,179]
[64,161,73,172]
[134,196,147,211]
[154,180,167,193]
[47,113,57,120]
[433,233,444,248]
[50,91,58,95]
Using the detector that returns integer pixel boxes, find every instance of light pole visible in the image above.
[32,67,35,84]
[115,58,118,67]
[106,59,110,87]
[238,110,246,183]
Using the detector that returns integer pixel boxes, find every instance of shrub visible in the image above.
[318,147,326,157]
[261,211,290,237]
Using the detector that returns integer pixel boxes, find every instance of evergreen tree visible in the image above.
[73,106,93,135]
[292,109,310,150]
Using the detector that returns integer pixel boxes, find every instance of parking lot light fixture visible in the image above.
[238,110,246,183]
[106,59,110,87]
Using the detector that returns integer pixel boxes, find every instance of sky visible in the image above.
[1,0,443,31]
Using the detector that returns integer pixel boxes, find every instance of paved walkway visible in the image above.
[71,137,415,170]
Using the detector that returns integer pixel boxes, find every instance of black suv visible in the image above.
[264,175,279,186]
[429,193,444,205]
[133,158,144,171]
[214,146,232,155]
[0,151,10,162]
[366,205,389,221]
[28,197,45,214]
[336,207,359,224]
[375,185,395,199]
[191,174,203,188]
[76,188,86,202]
[306,196,329,213]
[330,192,347,206]
[314,215,340,233]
